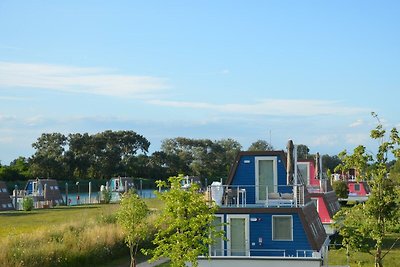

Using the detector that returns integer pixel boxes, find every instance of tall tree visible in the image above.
[29,133,67,178]
[117,191,150,267]
[296,144,310,159]
[247,139,273,151]
[334,113,400,267]
[146,174,220,267]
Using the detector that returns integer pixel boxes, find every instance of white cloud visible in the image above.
[148,99,367,116]
[310,134,340,147]
[0,61,169,98]
[345,133,370,145]
[349,119,364,128]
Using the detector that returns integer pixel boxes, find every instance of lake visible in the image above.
[62,189,158,205]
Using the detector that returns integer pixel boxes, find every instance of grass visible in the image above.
[328,232,400,266]
[0,199,163,267]
[0,204,119,238]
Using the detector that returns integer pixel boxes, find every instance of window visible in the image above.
[354,184,360,191]
[210,215,224,256]
[255,157,277,203]
[272,215,293,241]
[297,162,310,185]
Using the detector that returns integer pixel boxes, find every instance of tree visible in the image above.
[333,113,400,267]
[248,139,273,151]
[296,144,310,159]
[29,133,67,178]
[146,174,220,267]
[117,191,150,267]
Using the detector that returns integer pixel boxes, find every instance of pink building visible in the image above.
[297,158,340,235]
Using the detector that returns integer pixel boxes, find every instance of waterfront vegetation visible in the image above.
[0,200,163,267]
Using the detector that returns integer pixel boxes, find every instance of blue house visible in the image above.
[200,148,329,267]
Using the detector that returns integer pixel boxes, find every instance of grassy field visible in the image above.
[0,199,164,267]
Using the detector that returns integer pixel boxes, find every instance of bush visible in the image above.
[101,190,112,204]
[332,180,349,199]
[22,197,34,211]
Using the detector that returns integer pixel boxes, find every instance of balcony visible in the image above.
[206,184,306,208]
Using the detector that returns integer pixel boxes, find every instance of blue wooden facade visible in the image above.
[211,150,328,265]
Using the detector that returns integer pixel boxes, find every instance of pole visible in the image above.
[88,181,92,204]
[65,183,68,206]
[14,185,18,210]
[140,179,143,197]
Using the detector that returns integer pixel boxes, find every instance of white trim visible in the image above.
[255,156,278,203]
[227,214,249,256]
[210,214,224,256]
[272,215,293,241]
[310,197,319,213]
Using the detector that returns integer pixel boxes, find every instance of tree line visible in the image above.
[0,130,343,183]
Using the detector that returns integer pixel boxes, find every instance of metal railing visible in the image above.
[207,248,320,258]
[207,184,306,208]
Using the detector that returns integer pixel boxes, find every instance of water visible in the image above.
[62,189,158,205]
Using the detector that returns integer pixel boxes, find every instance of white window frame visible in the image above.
[210,215,224,256]
[297,162,310,185]
[255,156,278,203]
[272,215,293,241]
[227,214,249,256]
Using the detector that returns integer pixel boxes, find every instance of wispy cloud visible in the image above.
[148,99,367,116]
[345,133,370,145]
[0,61,169,98]
[349,119,364,128]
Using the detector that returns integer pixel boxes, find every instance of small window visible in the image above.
[50,186,54,190]
[354,184,360,191]
[2,204,6,208]
[2,188,7,192]
[54,186,59,190]
[272,215,293,241]
[8,203,13,208]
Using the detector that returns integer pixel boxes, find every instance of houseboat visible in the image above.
[0,181,14,211]
[204,142,330,267]
[105,177,135,202]
[13,179,64,209]
[297,154,340,235]
[333,168,370,203]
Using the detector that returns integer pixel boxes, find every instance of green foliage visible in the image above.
[334,113,400,267]
[101,190,112,204]
[145,174,220,267]
[247,139,273,151]
[22,197,34,211]
[332,180,349,199]
[160,138,242,181]
[296,144,310,159]
[117,191,150,267]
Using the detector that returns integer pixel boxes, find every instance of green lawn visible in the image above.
[0,204,119,238]
[328,233,400,266]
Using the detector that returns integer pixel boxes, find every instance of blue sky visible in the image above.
[0,1,399,164]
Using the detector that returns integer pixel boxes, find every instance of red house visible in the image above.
[297,155,340,235]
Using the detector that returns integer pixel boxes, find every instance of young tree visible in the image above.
[117,191,150,267]
[334,113,400,267]
[146,174,220,267]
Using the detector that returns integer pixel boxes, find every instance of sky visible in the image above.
[1,1,400,164]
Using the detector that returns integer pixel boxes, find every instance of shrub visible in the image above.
[101,190,112,204]
[332,180,349,199]
[22,197,34,211]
